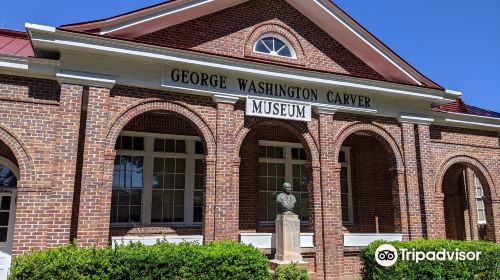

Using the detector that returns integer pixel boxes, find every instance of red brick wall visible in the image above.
[343,134,396,233]
[137,0,385,81]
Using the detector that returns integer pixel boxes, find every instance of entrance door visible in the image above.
[0,191,15,280]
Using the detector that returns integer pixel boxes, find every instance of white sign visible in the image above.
[245,97,311,122]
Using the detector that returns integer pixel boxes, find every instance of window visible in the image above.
[259,141,308,223]
[339,147,353,224]
[474,174,486,224]
[111,132,205,226]
[254,36,295,58]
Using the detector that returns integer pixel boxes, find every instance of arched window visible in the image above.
[0,157,18,188]
[254,35,295,58]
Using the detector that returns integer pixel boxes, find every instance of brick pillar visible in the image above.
[490,199,500,242]
[203,158,217,242]
[12,183,50,255]
[317,109,343,280]
[400,122,423,239]
[464,169,478,240]
[213,95,239,241]
[77,86,112,247]
[415,123,442,238]
[392,169,409,239]
[309,162,325,280]
[46,83,83,246]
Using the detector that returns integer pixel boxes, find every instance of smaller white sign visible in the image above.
[246,97,311,122]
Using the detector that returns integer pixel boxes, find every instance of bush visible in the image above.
[360,239,500,280]
[9,241,269,280]
[272,263,309,280]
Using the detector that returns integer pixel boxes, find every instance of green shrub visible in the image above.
[272,263,309,280]
[9,241,269,280]
[360,239,500,280]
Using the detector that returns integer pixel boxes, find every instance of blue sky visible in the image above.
[1,1,499,112]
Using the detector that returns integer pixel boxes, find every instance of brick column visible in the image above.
[415,123,442,238]
[203,158,217,242]
[399,121,424,239]
[47,83,83,246]
[316,108,342,280]
[392,169,409,239]
[490,198,500,242]
[464,169,478,240]
[213,95,239,241]
[77,85,113,247]
[309,162,325,280]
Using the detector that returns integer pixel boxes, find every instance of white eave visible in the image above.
[25,24,455,105]
[432,110,500,131]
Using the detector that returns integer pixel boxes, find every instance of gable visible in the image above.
[136,0,385,81]
[60,0,442,89]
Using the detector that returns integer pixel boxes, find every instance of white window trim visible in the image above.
[258,140,308,225]
[0,157,19,181]
[111,131,204,228]
[473,174,487,225]
[340,146,354,225]
[253,34,297,59]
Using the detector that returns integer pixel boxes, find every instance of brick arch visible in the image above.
[333,122,404,171]
[234,117,320,166]
[0,124,35,183]
[244,22,306,66]
[434,155,497,199]
[105,99,216,161]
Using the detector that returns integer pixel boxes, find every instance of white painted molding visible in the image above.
[56,71,116,88]
[111,235,203,248]
[314,105,337,115]
[239,232,314,249]
[444,118,500,130]
[212,93,240,104]
[25,23,56,33]
[398,114,434,125]
[445,89,462,96]
[343,233,403,247]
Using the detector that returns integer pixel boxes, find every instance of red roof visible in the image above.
[0,29,34,57]
[432,98,500,118]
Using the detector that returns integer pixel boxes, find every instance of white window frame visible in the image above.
[340,146,354,225]
[473,174,487,225]
[258,140,307,225]
[253,34,297,59]
[111,131,204,227]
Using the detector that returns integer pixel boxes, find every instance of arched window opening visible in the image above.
[254,36,295,58]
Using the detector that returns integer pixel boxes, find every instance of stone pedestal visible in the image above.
[274,212,302,262]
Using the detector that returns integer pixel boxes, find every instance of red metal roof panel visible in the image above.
[0,29,34,57]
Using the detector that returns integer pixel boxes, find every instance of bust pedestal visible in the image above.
[274,212,302,262]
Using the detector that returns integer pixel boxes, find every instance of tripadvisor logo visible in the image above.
[374,244,482,267]
[375,244,398,267]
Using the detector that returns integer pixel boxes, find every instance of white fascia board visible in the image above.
[56,71,116,88]
[0,54,59,79]
[313,0,421,85]
[443,118,500,130]
[398,114,434,125]
[432,111,500,131]
[445,89,462,96]
[100,0,214,35]
[27,26,454,103]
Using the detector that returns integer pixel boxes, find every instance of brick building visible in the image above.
[0,0,499,279]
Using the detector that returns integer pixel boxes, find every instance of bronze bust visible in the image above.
[276,182,296,214]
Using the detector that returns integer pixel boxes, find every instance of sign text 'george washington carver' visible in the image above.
[164,68,376,115]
